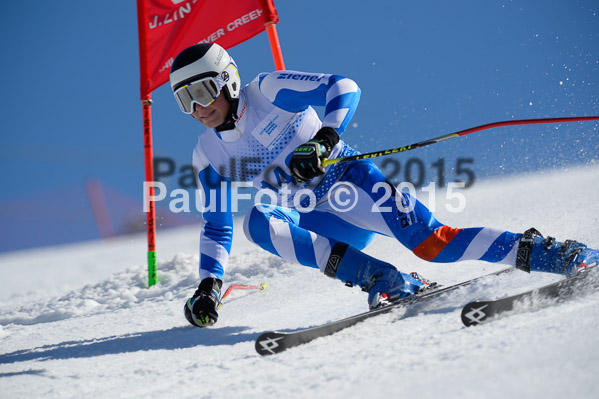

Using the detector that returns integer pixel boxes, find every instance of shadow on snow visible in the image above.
[0,325,257,365]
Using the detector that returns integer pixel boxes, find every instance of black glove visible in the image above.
[289,127,339,183]
[184,277,223,327]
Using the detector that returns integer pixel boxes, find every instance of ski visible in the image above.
[461,266,598,326]
[255,268,512,355]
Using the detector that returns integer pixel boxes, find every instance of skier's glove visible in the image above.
[289,127,339,183]
[184,277,222,327]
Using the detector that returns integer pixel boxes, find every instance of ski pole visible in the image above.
[321,116,599,167]
[221,282,269,301]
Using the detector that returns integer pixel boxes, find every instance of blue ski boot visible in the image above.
[324,242,433,309]
[516,228,599,277]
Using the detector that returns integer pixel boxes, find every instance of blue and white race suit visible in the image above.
[192,71,520,281]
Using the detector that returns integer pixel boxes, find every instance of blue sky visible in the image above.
[0,0,598,252]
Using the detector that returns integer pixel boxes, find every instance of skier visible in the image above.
[169,43,599,327]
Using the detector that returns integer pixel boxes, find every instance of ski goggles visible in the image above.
[173,76,223,114]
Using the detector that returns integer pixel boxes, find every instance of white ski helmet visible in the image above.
[170,43,241,114]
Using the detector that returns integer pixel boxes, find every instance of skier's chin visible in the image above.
[196,110,224,129]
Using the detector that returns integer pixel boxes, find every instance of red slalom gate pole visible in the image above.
[141,97,157,287]
[137,0,157,287]
[265,22,285,70]
[322,116,599,167]
[260,0,285,70]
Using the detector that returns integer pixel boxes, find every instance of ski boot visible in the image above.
[368,271,438,308]
[324,242,433,309]
[516,228,599,278]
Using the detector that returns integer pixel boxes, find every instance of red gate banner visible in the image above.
[137,0,279,97]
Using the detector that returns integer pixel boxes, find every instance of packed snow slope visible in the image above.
[1,164,599,399]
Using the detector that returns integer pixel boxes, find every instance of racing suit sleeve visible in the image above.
[257,70,361,135]
[192,144,232,281]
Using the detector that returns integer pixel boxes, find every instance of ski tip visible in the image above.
[255,331,287,356]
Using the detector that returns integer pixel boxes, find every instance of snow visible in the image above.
[1,165,599,399]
